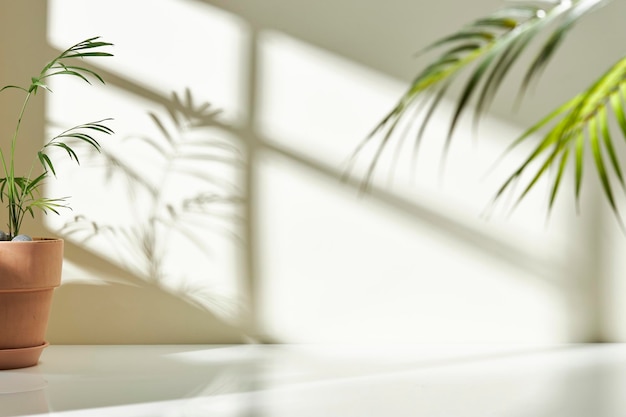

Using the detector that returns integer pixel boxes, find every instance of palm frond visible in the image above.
[352,0,612,190]
[37,119,114,175]
[13,174,46,199]
[30,36,113,94]
[0,37,113,236]
[492,55,626,222]
[25,197,71,217]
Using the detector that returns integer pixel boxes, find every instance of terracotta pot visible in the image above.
[0,238,63,369]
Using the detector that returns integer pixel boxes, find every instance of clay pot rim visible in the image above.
[0,237,62,244]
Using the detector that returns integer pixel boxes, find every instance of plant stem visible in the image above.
[7,91,33,236]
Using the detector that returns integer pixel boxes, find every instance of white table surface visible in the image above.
[0,344,625,416]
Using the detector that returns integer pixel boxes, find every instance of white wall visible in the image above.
[0,0,619,343]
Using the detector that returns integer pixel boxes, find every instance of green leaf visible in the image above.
[494,53,626,215]
[521,0,608,93]
[0,85,28,93]
[599,106,624,187]
[38,151,56,176]
[589,113,618,214]
[42,69,91,84]
[574,129,585,205]
[28,80,51,94]
[548,148,570,211]
[52,142,80,164]
[610,85,626,140]
[63,52,114,58]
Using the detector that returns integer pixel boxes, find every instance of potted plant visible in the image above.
[0,37,113,369]
[353,0,623,220]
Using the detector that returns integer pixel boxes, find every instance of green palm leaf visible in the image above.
[493,55,626,221]
[353,0,614,201]
[38,119,114,175]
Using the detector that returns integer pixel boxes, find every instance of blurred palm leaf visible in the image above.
[495,56,626,219]
[353,0,624,218]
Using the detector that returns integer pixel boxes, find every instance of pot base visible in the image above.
[0,342,49,370]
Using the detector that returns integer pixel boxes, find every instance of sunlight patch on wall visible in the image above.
[255,31,577,342]
[257,154,569,343]
[255,30,574,257]
[45,0,247,322]
[256,30,401,168]
[48,0,249,124]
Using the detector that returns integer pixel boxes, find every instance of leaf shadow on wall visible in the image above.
[47,90,248,344]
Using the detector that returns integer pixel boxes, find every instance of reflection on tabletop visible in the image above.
[2,344,626,417]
